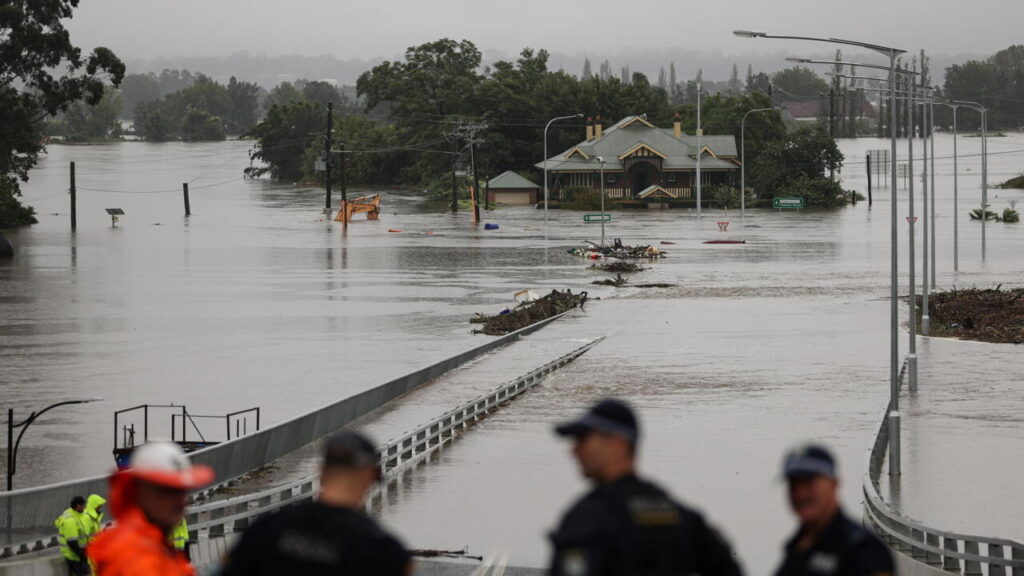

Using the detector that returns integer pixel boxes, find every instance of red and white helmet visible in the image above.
[126,442,214,490]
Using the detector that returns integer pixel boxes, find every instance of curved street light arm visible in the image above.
[734,31,905,57]
[9,398,102,480]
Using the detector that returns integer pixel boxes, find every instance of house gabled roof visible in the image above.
[637,185,673,199]
[488,170,539,189]
[536,115,739,172]
[619,141,668,160]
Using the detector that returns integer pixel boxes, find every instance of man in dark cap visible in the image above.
[774,444,893,576]
[549,398,743,576]
[221,430,411,576]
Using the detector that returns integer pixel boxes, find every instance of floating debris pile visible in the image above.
[590,261,646,274]
[471,289,587,335]
[592,274,675,289]
[568,238,667,259]
[592,274,629,287]
[924,286,1024,344]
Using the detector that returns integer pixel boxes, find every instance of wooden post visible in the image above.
[324,101,333,212]
[866,153,873,206]
[451,135,458,213]
[70,162,76,230]
[182,183,191,216]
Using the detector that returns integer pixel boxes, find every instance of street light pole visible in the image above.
[697,82,703,218]
[736,30,904,475]
[7,398,103,491]
[906,79,918,393]
[543,114,583,226]
[921,83,931,335]
[741,107,778,217]
[929,97,936,288]
[597,157,607,246]
[952,101,988,262]
[953,104,959,272]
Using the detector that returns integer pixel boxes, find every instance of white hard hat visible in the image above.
[127,442,214,490]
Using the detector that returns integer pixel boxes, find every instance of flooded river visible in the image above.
[2,134,1022,573]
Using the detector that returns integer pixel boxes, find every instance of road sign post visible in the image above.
[583,214,612,223]
[772,197,805,211]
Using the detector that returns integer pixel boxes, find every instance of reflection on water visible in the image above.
[2,137,1022,572]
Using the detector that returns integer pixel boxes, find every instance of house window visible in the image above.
[666,174,676,184]
[606,174,617,184]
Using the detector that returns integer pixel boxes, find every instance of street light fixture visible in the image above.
[736,29,906,475]
[543,114,584,226]
[7,398,103,491]
[741,106,780,217]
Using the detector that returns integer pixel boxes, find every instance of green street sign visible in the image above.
[773,197,805,209]
[584,214,612,223]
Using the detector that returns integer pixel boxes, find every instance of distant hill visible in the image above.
[124,47,981,89]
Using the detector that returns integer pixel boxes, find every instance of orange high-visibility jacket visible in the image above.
[88,473,195,576]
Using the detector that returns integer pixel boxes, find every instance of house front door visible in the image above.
[631,165,651,198]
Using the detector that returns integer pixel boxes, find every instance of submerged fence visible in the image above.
[1,312,575,556]
[862,359,1024,576]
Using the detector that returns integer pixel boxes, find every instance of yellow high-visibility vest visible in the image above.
[170,518,189,551]
[55,508,86,562]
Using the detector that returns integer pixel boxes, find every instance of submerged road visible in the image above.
[2,135,1023,574]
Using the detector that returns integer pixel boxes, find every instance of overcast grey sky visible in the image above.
[68,0,1018,62]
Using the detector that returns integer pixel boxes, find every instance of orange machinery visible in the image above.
[335,194,381,224]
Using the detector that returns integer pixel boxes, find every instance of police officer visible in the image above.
[550,398,743,576]
[774,444,893,576]
[221,430,411,576]
[55,495,88,575]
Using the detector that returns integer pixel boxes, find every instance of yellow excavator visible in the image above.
[335,194,381,224]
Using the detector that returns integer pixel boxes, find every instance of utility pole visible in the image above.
[339,141,347,204]
[451,131,458,213]
[69,161,76,230]
[450,119,487,223]
[324,101,333,212]
[829,88,835,138]
[470,135,481,223]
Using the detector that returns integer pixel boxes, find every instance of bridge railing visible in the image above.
[183,337,603,540]
[1,311,575,557]
[863,359,1024,576]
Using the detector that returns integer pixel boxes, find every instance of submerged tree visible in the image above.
[0,0,125,228]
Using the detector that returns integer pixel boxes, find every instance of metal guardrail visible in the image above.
[1,311,576,557]
[863,358,1024,575]
[182,337,603,542]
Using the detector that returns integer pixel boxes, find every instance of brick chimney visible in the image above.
[594,116,603,139]
[673,112,682,139]
[586,116,594,141]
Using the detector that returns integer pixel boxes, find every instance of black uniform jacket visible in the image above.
[774,510,894,576]
[221,500,410,576]
[549,474,743,576]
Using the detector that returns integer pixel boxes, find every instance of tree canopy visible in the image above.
[944,45,1024,130]
[0,0,125,228]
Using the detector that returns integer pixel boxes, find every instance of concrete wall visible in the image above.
[894,551,954,576]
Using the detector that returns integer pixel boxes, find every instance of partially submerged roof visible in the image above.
[536,115,739,172]
[488,170,539,189]
[637,185,674,199]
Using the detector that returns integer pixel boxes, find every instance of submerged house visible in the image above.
[535,115,739,205]
[486,171,540,206]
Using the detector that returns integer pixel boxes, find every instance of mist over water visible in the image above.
[2,135,1022,572]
